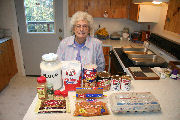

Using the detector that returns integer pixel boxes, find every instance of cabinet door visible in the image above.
[68,0,88,17]
[87,0,110,17]
[110,0,130,18]
[103,46,110,72]
[0,43,10,91]
[7,40,18,78]
[129,2,139,21]
[164,0,180,34]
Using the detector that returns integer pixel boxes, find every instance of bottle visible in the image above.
[46,83,54,100]
[37,76,47,100]
[40,53,62,90]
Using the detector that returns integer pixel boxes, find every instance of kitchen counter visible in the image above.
[22,39,180,120]
[102,39,143,48]
[23,77,180,120]
[0,37,11,44]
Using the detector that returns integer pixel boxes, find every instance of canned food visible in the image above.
[121,75,131,91]
[111,75,121,91]
[83,64,97,87]
[97,71,111,91]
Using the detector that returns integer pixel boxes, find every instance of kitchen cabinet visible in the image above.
[86,0,110,18]
[0,39,18,91]
[109,0,130,18]
[68,0,88,17]
[68,0,130,18]
[164,0,180,34]
[103,46,111,72]
[129,4,161,22]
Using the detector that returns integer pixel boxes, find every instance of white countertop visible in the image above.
[23,78,180,120]
[0,37,11,44]
[102,39,144,48]
[23,39,180,120]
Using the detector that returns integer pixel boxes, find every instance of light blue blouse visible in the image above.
[56,35,105,72]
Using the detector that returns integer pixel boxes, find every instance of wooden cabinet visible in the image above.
[109,0,130,18]
[87,0,110,18]
[103,46,111,72]
[0,39,18,91]
[68,0,88,17]
[164,0,180,34]
[68,0,130,18]
[129,4,161,22]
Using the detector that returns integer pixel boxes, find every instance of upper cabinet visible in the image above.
[68,0,130,18]
[164,0,180,34]
[109,0,130,18]
[87,0,110,18]
[68,0,87,17]
[129,3,161,22]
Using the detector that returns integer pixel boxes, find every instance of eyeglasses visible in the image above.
[75,24,89,29]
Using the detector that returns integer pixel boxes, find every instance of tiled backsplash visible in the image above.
[94,18,149,34]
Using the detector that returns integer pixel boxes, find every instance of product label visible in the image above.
[41,69,62,90]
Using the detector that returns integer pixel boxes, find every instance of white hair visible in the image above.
[70,11,94,36]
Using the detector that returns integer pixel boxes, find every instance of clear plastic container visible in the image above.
[40,53,62,90]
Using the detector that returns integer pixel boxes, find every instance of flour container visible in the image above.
[40,53,62,90]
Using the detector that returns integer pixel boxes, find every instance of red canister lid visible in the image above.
[37,76,46,83]
[54,90,61,95]
[61,90,68,97]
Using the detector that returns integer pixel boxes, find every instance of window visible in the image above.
[24,0,54,33]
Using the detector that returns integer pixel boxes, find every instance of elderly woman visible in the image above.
[56,11,105,72]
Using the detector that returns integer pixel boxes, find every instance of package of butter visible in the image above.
[109,92,161,113]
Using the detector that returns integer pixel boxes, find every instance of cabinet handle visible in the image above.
[104,11,108,18]
[59,36,62,40]
[59,28,62,33]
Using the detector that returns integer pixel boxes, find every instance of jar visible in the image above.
[40,53,62,90]
[37,76,47,100]
[54,90,63,100]
[46,83,54,100]
[97,71,111,91]
[54,90,68,100]
[111,75,121,91]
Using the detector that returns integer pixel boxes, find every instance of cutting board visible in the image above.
[128,67,160,80]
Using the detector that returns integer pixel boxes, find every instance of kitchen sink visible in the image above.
[128,54,166,66]
[122,47,166,66]
[123,48,154,55]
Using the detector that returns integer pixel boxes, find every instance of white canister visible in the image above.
[40,53,62,90]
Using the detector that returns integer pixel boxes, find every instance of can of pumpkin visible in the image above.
[97,71,111,91]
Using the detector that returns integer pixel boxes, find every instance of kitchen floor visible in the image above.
[0,75,37,120]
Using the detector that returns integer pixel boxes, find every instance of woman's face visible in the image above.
[74,20,90,39]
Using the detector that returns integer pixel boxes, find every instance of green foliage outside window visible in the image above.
[24,0,54,32]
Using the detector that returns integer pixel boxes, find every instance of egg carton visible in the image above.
[109,92,161,114]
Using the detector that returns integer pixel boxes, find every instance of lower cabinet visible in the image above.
[102,46,111,72]
[0,39,18,91]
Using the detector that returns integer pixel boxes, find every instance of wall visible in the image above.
[63,0,148,37]
[0,0,25,76]
[151,3,180,43]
